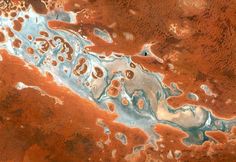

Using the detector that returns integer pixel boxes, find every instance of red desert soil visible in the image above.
[0,0,236,161]
[0,49,236,162]
[0,50,147,162]
[3,0,236,118]
[52,0,236,118]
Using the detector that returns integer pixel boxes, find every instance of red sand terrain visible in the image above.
[0,49,236,162]
[0,0,236,161]
[51,0,236,118]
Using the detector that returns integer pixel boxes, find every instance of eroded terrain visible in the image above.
[0,0,236,162]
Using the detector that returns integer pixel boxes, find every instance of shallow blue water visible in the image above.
[0,8,235,145]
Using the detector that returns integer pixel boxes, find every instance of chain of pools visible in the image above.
[0,7,235,145]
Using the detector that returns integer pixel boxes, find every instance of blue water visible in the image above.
[0,7,235,145]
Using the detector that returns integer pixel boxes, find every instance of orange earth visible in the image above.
[0,0,236,161]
